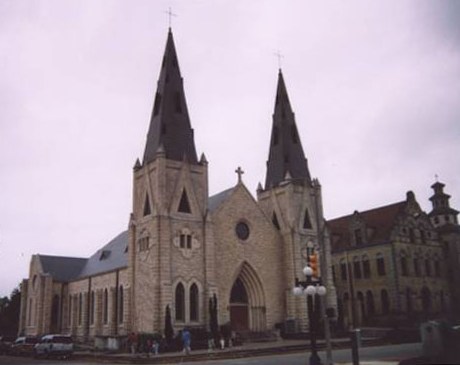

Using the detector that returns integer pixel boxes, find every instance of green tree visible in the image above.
[164,305,174,344]
[209,293,219,342]
[0,286,21,336]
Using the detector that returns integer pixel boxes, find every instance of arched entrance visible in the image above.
[230,279,248,331]
[229,262,266,332]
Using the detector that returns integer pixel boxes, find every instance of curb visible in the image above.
[72,338,387,364]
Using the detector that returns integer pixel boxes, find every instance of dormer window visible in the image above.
[99,250,110,260]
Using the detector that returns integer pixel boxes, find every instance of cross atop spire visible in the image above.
[164,7,177,28]
[274,50,284,70]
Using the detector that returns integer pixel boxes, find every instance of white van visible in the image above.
[34,334,73,358]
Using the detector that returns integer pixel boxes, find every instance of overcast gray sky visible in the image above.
[1,1,459,297]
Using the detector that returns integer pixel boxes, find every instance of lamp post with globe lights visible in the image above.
[293,244,327,365]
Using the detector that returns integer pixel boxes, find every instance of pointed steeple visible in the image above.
[264,69,311,189]
[143,29,198,165]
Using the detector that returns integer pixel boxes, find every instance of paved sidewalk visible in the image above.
[73,336,409,364]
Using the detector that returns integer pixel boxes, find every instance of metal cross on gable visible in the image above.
[235,166,244,183]
[164,7,177,28]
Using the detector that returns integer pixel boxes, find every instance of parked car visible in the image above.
[10,336,38,356]
[34,334,73,359]
[0,335,15,355]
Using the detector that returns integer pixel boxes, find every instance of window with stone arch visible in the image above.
[303,208,312,229]
[68,295,72,326]
[103,289,108,324]
[190,283,199,322]
[51,295,60,329]
[78,293,83,325]
[175,283,185,322]
[353,256,362,279]
[118,286,124,324]
[376,253,386,276]
[381,289,390,315]
[362,254,371,278]
[400,250,408,276]
[90,291,95,325]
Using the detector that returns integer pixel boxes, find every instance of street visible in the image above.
[180,343,421,364]
[0,342,421,365]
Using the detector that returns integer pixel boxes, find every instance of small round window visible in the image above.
[236,222,250,240]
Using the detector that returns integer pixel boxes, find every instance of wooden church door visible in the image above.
[229,278,249,331]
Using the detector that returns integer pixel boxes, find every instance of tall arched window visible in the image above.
[28,298,33,326]
[357,291,365,320]
[68,295,72,327]
[190,284,199,321]
[353,257,362,279]
[362,255,371,278]
[381,289,390,315]
[51,295,60,329]
[175,283,185,322]
[78,293,83,325]
[103,289,108,324]
[401,256,408,276]
[90,291,95,325]
[421,286,432,314]
[118,286,124,324]
[366,290,375,316]
[406,288,413,313]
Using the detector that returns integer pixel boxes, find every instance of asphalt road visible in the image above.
[0,342,422,365]
[180,342,422,364]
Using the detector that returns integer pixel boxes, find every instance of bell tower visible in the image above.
[128,28,211,333]
[257,69,336,330]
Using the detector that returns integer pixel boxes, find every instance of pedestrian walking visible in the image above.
[182,328,191,355]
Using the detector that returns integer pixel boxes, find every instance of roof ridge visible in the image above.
[328,200,405,222]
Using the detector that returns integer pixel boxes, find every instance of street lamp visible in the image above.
[293,259,327,365]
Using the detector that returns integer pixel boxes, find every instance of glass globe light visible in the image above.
[292,286,304,297]
[305,285,316,296]
[317,285,327,296]
[303,266,313,277]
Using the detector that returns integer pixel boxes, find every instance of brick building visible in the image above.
[18,29,336,342]
[329,185,459,329]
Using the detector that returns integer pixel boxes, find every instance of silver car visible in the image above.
[34,334,73,359]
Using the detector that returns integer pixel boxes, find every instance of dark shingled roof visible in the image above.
[328,201,406,252]
[38,255,87,282]
[38,231,128,282]
[77,230,128,278]
[142,28,198,165]
[264,70,311,189]
[208,187,235,213]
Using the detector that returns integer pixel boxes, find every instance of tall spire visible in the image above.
[142,29,198,165]
[264,69,311,189]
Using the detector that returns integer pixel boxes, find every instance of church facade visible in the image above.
[18,29,337,341]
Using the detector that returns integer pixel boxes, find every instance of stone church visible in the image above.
[18,29,337,341]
